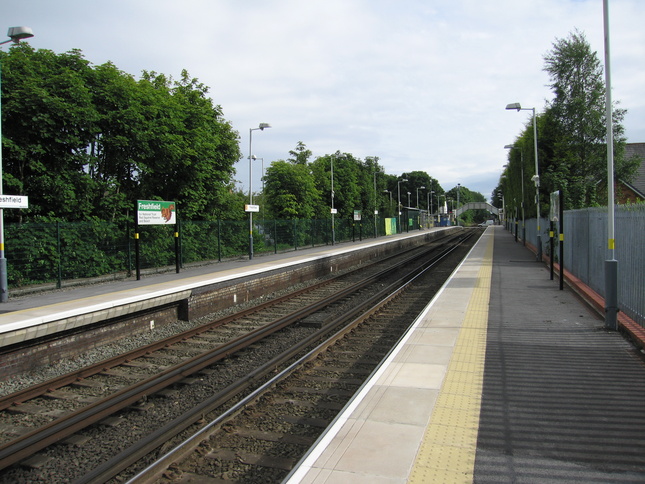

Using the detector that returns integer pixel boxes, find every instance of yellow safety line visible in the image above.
[408,233,493,484]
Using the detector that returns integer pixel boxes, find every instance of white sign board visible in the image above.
[245,204,260,213]
[0,195,28,209]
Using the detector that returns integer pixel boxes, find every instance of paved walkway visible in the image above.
[474,227,645,482]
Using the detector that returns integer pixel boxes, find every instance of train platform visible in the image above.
[286,225,645,483]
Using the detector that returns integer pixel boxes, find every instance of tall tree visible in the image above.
[264,160,320,219]
[1,45,241,222]
[2,45,99,221]
[542,30,636,208]
[287,141,312,165]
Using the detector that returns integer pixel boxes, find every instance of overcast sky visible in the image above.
[5,0,645,202]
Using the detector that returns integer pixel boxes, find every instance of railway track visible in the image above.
[0,229,481,482]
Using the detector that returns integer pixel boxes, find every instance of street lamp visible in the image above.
[416,186,425,208]
[504,144,526,244]
[506,102,542,260]
[1,26,35,303]
[397,178,407,234]
[247,123,270,260]
[252,156,265,222]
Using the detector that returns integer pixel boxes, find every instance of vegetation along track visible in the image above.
[0,229,482,483]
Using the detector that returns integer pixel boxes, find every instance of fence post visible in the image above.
[549,220,554,281]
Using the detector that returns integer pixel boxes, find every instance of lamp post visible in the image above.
[383,189,392,217]
[1,26,34,303]
[429,190,435,227]
[506,102,541,260]
[397,178,407,234]
[416,186,425,208]
[252,156,265,223]
[373,172,378,238]
[603,0,617,330]
[504,144,526,244]
[331,154,335,245]
[456,183,461,226]
[248,123,270,260]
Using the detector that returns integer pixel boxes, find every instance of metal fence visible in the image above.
[5,215,418,291]
[510,204,645,328]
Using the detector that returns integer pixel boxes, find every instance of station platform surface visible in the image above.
[286,226,645,483]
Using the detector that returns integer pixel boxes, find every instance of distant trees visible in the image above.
[262,146,470,224]
[1,44,241,223]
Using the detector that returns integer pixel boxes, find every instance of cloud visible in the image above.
[5,0,644,201]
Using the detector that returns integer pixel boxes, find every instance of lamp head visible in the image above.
[505,102,521,111]
[420,186,425,190]
[258,123,271,130]
[504,144,514,149]
[7,26,34,43]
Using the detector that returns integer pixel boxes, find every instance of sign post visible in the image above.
[135,200,178,280]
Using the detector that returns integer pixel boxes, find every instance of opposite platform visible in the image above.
[287,226,645,483]
[0,229,452,349]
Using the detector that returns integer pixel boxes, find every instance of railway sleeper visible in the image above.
[40,390,97,404]
[284,386,354,397]
[279,414,330,428]
[271,397,344,411]
[205,448,296,471]
[233,427,316,447]
[5,402,67,419]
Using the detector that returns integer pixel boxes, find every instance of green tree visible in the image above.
[287,141,312,165]
[542,30,636,208]
[2,45,241,223]
[2,45,99,221]
[264,159,320,219]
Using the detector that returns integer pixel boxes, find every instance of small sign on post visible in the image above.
[0,195,28,209]
[244,204,260,213]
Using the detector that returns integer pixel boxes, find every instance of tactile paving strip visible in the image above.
[408,235,493,484]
